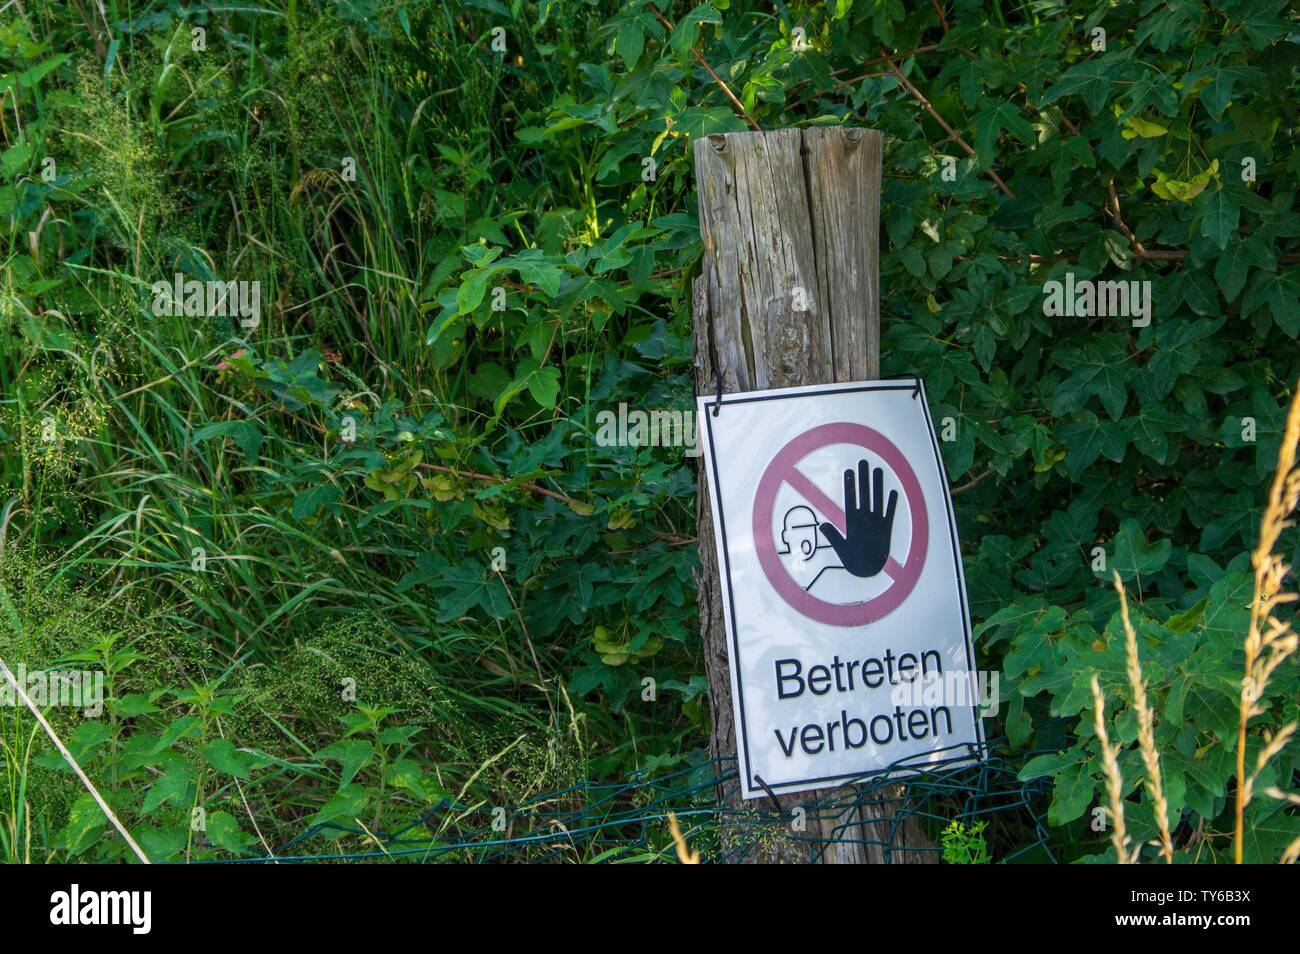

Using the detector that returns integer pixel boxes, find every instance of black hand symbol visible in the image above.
[819,459,898,578]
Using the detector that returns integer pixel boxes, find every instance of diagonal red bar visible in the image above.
[785,469,911,579]
[783,467,846,534]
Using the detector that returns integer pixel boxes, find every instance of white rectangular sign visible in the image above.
[697,379,985,799]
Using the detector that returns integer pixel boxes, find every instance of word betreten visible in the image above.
[772,650,953,758]
[775,648,942,698]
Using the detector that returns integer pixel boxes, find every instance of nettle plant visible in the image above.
[29,646,271,861]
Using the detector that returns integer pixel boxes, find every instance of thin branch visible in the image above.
[651,8,760,130]
[832,45,942,88]
[417,463,587,509]
[952,467,994,495]
[881,49,1017,200]
[930,0,950,32]
[1106,180,1147,257]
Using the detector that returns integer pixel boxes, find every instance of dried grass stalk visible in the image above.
[1090,674,1133,863]
[1235,382,1300,864]
[1112,572,1174,863]
[667,811,700,864]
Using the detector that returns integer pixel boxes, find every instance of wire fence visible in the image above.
[203,737,1055,864]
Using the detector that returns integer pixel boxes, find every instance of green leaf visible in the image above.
[1,143,33,178]
[137,825,188,862]
[1198,571,1253,644]
[1123,404,1185,463]
[292,484,342,520]
[497,357,561,415]
[35,721,111,769]
[674,106,748,138]
[309,783,372,829]
[455,269,493,316]
[1241,268,1300,336]
[613,20,645,70]
[1144,318,1219,400]
[1051,338,1131,420]
[16,54,71,88]
[317,739,374,788]
[1195,187,1240,250]
[110,691,164,718]
[191,420,263,465]
[1235,1,1290,50]
[1238,804,1300,862]
[505,249,566,297]
[1034,201,1093,232]
[1214,234,1275,302]
[994,284,1041,313]
[377,724,421,746]
[153,715,203,753]
[1187,66,1266,121]
[1018,750,1082,781]
[1108,519,1173,583]
[1041,59,1112,114]
[205,811,256,855]
[1057,412,1126,478]
[972,100,1035,166]
[203,738,254,780]
[385,758,444,802]
[62,793,107,856]
[143,764,197,814]
[397,554,511,621]
[670,4,722,60]
[1048,757,1096,825]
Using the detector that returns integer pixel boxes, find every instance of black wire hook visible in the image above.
[713,365,725,417]
[751,773,785,818]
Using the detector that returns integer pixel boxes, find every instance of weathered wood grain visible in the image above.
[693,127,933,864]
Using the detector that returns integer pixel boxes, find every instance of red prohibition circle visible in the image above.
[752,422,928,627]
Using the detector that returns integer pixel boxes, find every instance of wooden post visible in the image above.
[692,127,935,864]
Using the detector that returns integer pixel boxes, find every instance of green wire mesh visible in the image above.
[201,736,1055,863]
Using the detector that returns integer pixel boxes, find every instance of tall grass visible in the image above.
[1233,379,1300,863]
[6,6,566,660]
[1093,380,1300,864]
[2,2,678,859]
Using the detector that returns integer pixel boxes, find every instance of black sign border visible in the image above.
[701,378,987,797]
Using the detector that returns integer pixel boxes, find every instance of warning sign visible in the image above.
[698,379,985,799]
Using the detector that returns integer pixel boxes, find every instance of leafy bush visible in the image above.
[1,0,1297,861]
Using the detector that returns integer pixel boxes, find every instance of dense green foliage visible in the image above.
[1,0,1297,862]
